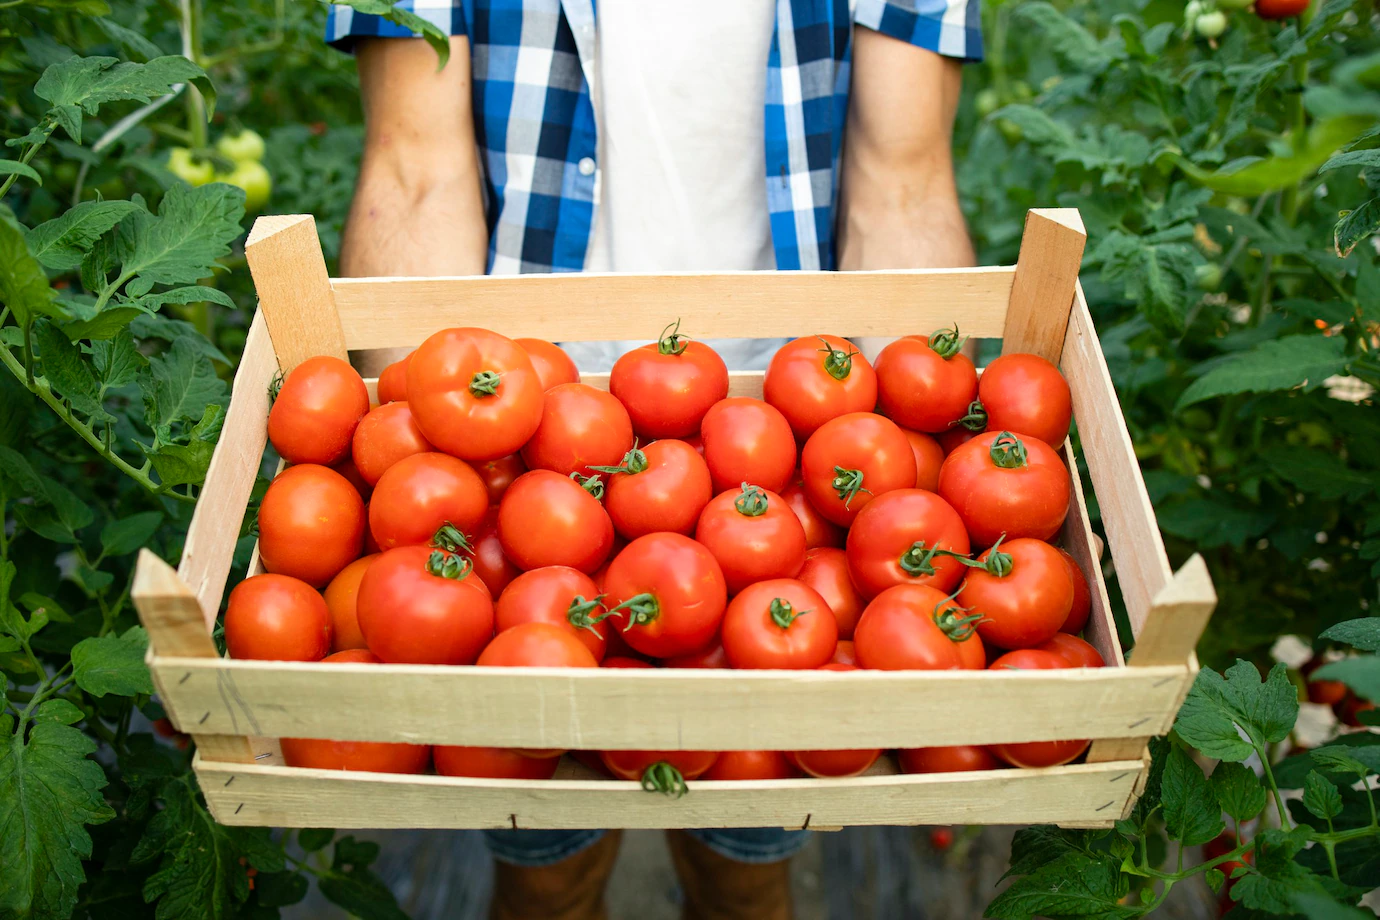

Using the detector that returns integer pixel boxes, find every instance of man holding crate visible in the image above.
[328,0,980,915]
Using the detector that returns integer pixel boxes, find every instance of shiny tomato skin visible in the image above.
[873,336,978,432]
[259,464,365,587]
[356,545,494,664]
[225,574,330,661]
[268,356,370,465]
[902,429,946,492]
[959,539,1074,650]
[602,440,713,539]
[979,354,1072,448]
[515,337,580,390]
[700,398,797,494]
[323,648,380,664]
[845,489,970,599]
[498,470,615,573]
[610,339,728,439]
[434,746,561,779]
[763,335,878,440]
[407,327,544,461]
[602,655,654,668]
[376,353,412,404]
[495,566,607,661]
[521,383,634,478]
[937,431,1069,546]
[323,554,377,651]
[853,585,972,671]
[477,621,600,667]
[602,532,728,658]
[475,453,527,505]
[721,579,839,670]
[704,750,797,781]
[830,639,857,665]
[351,401,433,486]
[470,506,521,595]
[898,746,1000,774]
[987,649,1089,767]
[663,641,729,669]
[797,547,865,640]
[801,413,917,526]
[780,479,845,549]
[1057,548,1092,634]
[694,486,807,594]
[280,736,430,774]
[1309,677,1348,706]
[601,749,719,782]
[369,452,488,550]
[1037,633,1105,668]
[331,453,372,500]
[1255,0,1310,21]
[938,426,982,455]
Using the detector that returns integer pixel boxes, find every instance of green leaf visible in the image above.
[101,511,162,557]
[984,852,1137,920]
[1263,448,1380,502]
[146,404,223,488]
[15,477,94,544]
[1303,771,1344,821]
[71,626,154,697]
[1179,116,1375,196]
[1336,198,1380,259]
[130,313,230,365]
[34,55,214,144]
[34,319,109,421]
[0,159,42,185]
[1175,335,1351,411]
[140,337,228,431]
[1156,496,1275,550]
[29,0,111,13]
[115,182,244,292]
[93,330,147,393]
[0,445,47,499]
[1001,826,1098,880]
[1175,661,1298,761]
[333,0,452,69]
[1206,867,1226,894]
[255,871,310,908]
[298,828,335,852]
[1013,2,1114,73]
[1308,745,1378,778]
[1162,745,1223,846]
[1290,891,1379,919]
[1314,657,1380,704]
[93,16,165,61]
[24,200,140,272]
[1211,761,1268,822]
[128,284,236,312]
[1234,827,1334,912]
[60,306,148,342]
[0,212,61,330]
[1320,619,1380,652]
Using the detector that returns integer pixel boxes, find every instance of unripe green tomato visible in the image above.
[1195,262,1223,291]
[1011,81,1033,102]
[1184,0,1205,25]
[975,88,1000,117]
[997,119,1024,144]
[1195,10,1228,37]
[216,129,266,164]
[1041,75,1063,93]
[166,146,214,186]
[219,159,272,211]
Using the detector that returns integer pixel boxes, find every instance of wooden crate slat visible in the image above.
[245,214,347,370]
[1001,209,1087,362]
[1060,441,1125,671]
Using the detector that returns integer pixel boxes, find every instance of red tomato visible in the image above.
[351,401,433,486]
[521,383,633,478]
[268,356,370,465]
[515,337,580,391]
[323,554,376,651]
[1057,548,1093,634]
[902,429,946,492]
[323,648,379,664]
[721,579,839,670]
[704,751,797,781]
[498,470,615,573]
[407,327,544,461]
[1338,695,1377,727]
[474,453,527,505]
[469,506,521,595]
[854,585,979,671]
[800,413,916,526]
[958,538,1074,650]
[987,650,1089,767]
[1037,633,1105,668]
[478,621,600,668]
[376,353,412,404]
[330,453,372,500]
[699,398,797,494]
[684,432,705,456]
[369,452,488,551]
[1309,678,1348,706]
[599,440,713,539]
[797,547,865,640]
[792,663,882,777]
[259,464,365,587]
[225,574,330,661]
[873,329,978,433]
[845,489,970,599]
[280,736,430,774]
[357,545,494,664]
[602,532,727,658]
[930,828,955,851]
[601,749,719,783]
[831,639,857,665]
[663,641,729,669]
[763,335,877,440]
[434,746,561,779]
[609,323,728,439]
[694,484,807,594]
[781,479,845,549]
[938,425,982,455]
[1255,0,1310,20]
[937,431,1069,546]
[495,566,607,662]
[979,354,1072,448]
[602,655,654,668]
[898,746,1000,774]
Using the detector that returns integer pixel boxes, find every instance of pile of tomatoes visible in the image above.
[226,323,1102,788]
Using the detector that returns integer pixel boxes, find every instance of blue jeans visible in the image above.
[484,827,810,867]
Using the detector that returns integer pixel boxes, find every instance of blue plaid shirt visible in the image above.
[328,1,981,273]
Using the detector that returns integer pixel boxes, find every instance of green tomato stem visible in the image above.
[733,483,769,516]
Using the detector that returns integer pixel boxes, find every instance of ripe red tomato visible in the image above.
[797,547,865,639]
[330,453,372,500]
[873,329,978,432]
[938,424,982,455]
[1037,633,1105,668]
[930,828,955,851]
[721,579,839,670]
[609,324,728,439]
[225,573,330,661]
[958,538,1074,650]
[362,507,381,554]
[322,648,379,664]
[1309,678,1348,706]
[699,398,797,494]
[495,566,608,662]
[407,327,544,461]
[498,470,615,573]
[663,641,729,669]
[902,428,946,492]
[1337,695,1377,727]
[434,746,561,779]
[801,413,916,526]
[268,356,370,465]
[323,554,376,652]
[898,745,1000,774]
[376,353,412,404]
[694,484,807,594]
[780,479,845,549]
[1057,548,1093,634]
[602,655,654,668]
[478,621,600,667]
[792,663,882,777]
[469,506,520,595]
[368,452,488,551]
[987,650,1089,767]
[684,432,705,455]
[521,383,633,478]
[356,545,494,664]
[259,464,365,587]
[831,639,857,665]
[351,402,433,486]
[280,736,430,774]
[599,440,713,539]
[704,750,797,781]
[474,453,527,505]
[853,585,977,671]
[937,431,1069,546]
[763,335,878,439]
[601,749,719,783]
[515,337,580,390]
[978,354,1072,448]
[1255,0,1310,19]
[602,532,727,658]
[845,489,970,599]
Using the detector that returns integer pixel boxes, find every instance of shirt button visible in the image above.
[578,157,596,176]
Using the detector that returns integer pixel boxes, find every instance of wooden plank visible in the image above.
[329,267,1017,349]
[178,311,276,627]
[151,656,1188,750]
[195,754,1146,830]
[1002,209,1087,362]
[245,214,346,370]
[1060,442,1124,670]
[1127,556,1217,667]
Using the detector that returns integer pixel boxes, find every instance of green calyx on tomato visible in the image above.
[641,761,689,797]
[432,522,474,553]
[566,595,606,634]
[733,482,770,517]
[469,370,502,396]
[898,540,945,577]
[268,370,284,402]
[657,319,690,356]
[830,466,871,507]
[933,595,984,642]
[988,432,1029,469]
[591,444,649,476]
[569,470,606,499]
[954,399,988,432]
[951,534,1014,578]
[769,596,812,629]
[815,336,859,380]
[927,325,966,360]
[425,549,474,581]
[605,592,660,631]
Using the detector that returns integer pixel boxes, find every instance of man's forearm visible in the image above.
[836,163,975,271]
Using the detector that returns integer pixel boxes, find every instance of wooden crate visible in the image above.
[133,208,1216,831]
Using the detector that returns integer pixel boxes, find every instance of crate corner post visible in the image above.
[1003,208,1087,362]
[244,213,347,369]
[1129,553,1218,669]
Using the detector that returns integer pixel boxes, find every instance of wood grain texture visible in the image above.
[245,214,346,369]
[1129,556,1217,667]
[1060,442,1126,671]
[329,267,1017,349]
[1001,209,1087,362]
